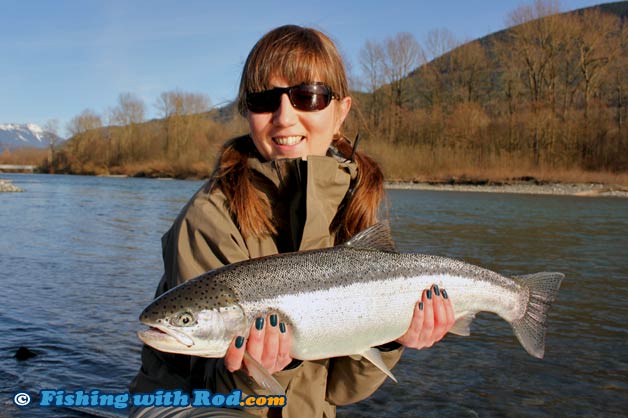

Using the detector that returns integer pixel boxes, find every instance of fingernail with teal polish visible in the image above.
[442,289,448,299]
[235,336,244,349]
[255,317,264,330]
[280,322,286,333]
[419,302,424,311]
[427,289,432,299]
[270,314,278,327]
[434,285,440,297]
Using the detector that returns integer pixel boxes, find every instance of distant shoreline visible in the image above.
[385,181,628,198]
[3,174,628,197]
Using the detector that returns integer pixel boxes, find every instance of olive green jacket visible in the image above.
[130,146,403,417]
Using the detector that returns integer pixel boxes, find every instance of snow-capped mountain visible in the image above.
[0,123,62,150]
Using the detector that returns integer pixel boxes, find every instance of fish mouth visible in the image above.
[138,325,195,348]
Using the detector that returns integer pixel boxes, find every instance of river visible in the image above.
[1,173,626,417]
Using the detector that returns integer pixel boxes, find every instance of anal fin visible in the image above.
[243,352,285,395]
[449,313,475,336]
[362,347,398,383]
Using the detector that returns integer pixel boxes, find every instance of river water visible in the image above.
[1,173,626,417]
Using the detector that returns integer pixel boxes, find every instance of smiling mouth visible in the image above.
[273,136,304,146]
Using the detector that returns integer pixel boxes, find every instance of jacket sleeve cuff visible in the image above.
[283,359,303,370]
[376,341,403,352]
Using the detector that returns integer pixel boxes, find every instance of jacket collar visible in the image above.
[245,151,358,251]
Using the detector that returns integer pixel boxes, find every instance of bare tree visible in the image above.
[111,92,145,126]
[449,41,489,103]
[66,109,103,164]
[507,0,560,25]
[66,109,102,136]
[383,32,424,108]
[609,23,628,135]
[505,0,562,106]
[43,119,60,165]
[155,90,211,119]
[359,40,386,127]
[424,28,458,62]
[109,93,146,162]
[360,40,386,93]
[420,29,460,109]
[501,0,564,165]
[573,9,622,120]
[376,32,424,142]
[155,90,211,158]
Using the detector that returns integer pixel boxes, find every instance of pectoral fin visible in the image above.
[361,348,398,383]
[449,313,476,336]
[243,352,285,395]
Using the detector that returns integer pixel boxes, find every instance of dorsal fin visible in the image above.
[343,221,397,252]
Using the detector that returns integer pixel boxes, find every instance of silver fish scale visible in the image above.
[192,247,521,303]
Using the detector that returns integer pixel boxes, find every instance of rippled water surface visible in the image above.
[1,174,627,417]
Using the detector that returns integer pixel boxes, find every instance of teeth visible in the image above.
[273,136,303,146]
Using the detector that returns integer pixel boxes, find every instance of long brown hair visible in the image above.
[330,137,384,244]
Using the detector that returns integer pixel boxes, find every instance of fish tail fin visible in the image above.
[511,272,564,359]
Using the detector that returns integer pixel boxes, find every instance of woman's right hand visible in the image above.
[224,313,293,375]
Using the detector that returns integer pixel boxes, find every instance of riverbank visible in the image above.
[0,178,23,192]
[386,180,628,198]
[4,174,628,197]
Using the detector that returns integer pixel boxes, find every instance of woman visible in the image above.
[130,25,454,418]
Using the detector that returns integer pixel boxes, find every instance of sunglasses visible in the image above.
[245,83,337,113]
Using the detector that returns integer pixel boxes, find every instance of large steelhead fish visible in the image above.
[138,223,563,392]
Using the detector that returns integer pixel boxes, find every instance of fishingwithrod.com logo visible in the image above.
[13,389,286,409]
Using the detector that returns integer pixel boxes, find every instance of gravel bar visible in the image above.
[385,181,628,198]
[2,176,625,197]
[0,179,24,192]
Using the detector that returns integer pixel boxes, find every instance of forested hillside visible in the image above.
[10,0,625,183]
[352,1,628,181]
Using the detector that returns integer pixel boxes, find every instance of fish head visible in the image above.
[137,280,248,357]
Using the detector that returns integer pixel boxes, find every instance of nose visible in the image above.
[272,93,297,127]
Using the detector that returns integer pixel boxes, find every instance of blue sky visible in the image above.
[1,0,605,136]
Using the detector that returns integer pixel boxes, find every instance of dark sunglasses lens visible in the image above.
[246,89,281,113]
[246,84,333,113]
[289,84,331,111]
[246,90,281,113]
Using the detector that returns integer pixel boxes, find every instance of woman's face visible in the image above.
[247,76,351,160]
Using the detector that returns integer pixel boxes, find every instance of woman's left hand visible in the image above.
[396,284,455,349]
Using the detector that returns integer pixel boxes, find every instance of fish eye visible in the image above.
[171,312,196,327]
